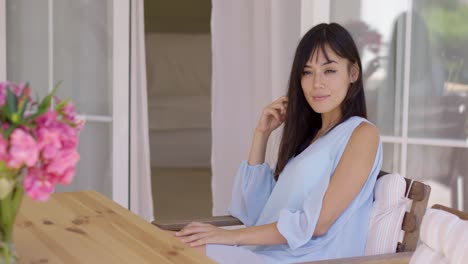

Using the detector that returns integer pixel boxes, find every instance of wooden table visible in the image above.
[13,190,214,264]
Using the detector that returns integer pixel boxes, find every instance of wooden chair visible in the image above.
[431,204,468,220]
[152,171,431,254]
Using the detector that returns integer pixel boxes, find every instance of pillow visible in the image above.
[410,242,449,264]
[365,173,407,255]
[410,208,468,264]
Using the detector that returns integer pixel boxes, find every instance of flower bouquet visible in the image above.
[0,81,83,263]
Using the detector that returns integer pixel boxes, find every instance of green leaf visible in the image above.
[52,80,62,92]
[6,88,17,121]
[25,81,62,122]
[55,100,69,112]
[2,124,18,139]
[2,104,11,121]
[18,100,28,120]
[37,94,52,112]
[17,85,30,120]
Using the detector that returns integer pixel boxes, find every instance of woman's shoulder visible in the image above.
[337,119,381,172]
[338,116,379,132]
[343,115,372,124]
[341,117,380,155]
[331,116,360,130]
[352,121,380,145]
[328,116,380,154]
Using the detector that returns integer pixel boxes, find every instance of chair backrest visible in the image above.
[431,204,468,220]
[377,170,431,252]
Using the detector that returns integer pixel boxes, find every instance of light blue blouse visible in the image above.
[228,116,383,263]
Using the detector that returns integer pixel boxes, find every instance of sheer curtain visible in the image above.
[130,0,153,221]
[211,0,301,215]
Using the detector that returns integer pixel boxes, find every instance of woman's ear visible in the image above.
[350,63,359,83]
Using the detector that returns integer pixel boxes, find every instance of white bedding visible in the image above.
[145,33,212,167]
[145,33,211,97]
[149,128,211,168]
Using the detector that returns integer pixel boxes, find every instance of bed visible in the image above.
[145,33,212,168]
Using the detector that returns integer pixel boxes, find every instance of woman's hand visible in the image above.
[175,222,239,247]
[256,96,288,135]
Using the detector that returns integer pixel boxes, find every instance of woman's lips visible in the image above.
[312,95,329,101]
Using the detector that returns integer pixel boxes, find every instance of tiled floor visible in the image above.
[151,167,213,220]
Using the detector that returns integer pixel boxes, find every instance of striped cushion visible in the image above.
[410,208,468,264]
[365,173,407,255]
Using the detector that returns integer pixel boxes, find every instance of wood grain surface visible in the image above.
[13,190,214,264]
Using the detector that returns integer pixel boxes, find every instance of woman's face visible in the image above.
[301,45,358,117]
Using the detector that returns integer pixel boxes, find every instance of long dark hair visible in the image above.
[274,23,367,180]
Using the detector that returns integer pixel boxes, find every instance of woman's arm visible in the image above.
[247,123,380,247]
[248,96,288,165]
[243,122,380,243]
[236,223,287,245]
[176,222,287,247]
[312,122,380,236]
[248,130,270,165]
[178,122,379,247]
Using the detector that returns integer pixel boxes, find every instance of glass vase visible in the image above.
[0,242,17,264]
[0,184,23,264]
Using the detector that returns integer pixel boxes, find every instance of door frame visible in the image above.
[0,0,6,80]
[112,0,130,208]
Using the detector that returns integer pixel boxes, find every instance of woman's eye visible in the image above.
[325,69,336,74]
[302,70,312,76]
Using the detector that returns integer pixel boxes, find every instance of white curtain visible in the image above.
[130,0,154,221]
[211,0,302,215]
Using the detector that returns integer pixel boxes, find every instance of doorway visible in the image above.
[144,0,213,220]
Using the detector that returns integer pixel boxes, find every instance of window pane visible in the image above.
[382,143,400,173]
[54,0,112,116]
[408,0,468,140]
[6,0,49,96]
[56,122,112,196]
[331,0,408,136]
[407,145,467,211]
[7,1,116,199]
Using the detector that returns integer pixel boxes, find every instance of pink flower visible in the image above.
[36,111,58,127]
[0,82,7,105]
[59,125,79,149]
[45,150,80,185]
[7,128,39,168]
[62,102,76,120]
[62,103,84,132]
[0,81,84,202]
[0,82,32,106]
[23,166,55,202]
[75,119,85,131]
[56,167,76,185]
[0,134,8,160]
[36,127,62,160]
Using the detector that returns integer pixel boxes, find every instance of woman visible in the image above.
[175,23,382,263]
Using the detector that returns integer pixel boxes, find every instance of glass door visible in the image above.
[325,0,468,211]
[0,0,130,208]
